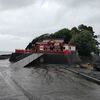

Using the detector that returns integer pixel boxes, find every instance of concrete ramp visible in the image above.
[10,53,44,68]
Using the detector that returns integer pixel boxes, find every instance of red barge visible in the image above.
[10,39,79,64]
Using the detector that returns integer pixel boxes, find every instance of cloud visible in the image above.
[71,0,100,8]
[0,0,38,10]
[0,0,65,36]
[0,34,31,51]
[0,0,100,51]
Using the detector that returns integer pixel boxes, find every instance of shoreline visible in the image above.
[0,54,11,60]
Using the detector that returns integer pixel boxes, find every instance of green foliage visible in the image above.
[53,28,72,43]
[26,34,50,49]
[70,24,99,56]
[26,24,99,56]
[70,27,79,35]
[71,31,93,56]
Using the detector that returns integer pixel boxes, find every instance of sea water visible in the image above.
[0,51,12,55]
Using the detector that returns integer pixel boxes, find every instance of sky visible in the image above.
[0,0,100,51]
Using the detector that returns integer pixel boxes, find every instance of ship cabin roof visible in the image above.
[35,39,64,45]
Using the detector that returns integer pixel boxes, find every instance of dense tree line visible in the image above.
[26,24,99,56]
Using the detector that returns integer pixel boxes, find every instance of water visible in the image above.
[0,51,12,55]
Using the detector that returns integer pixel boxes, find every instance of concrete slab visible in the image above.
[0,72,28,100]
[1,59,100,100]
[10,53,43,69]
[11,65,100,100]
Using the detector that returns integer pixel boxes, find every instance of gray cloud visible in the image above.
[0,0,100,51]
[55,0,100,8]
[86,15,100,25]
[72,0,100,7]
[0,0,37,10]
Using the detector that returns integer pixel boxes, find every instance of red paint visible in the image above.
[15,39,75,55]
[15,49,33,53]
[63,50,71,55]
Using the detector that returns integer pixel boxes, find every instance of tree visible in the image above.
[26,34,50,49]
[53,28,72,43]
[26,24,99,56]
[70,25,99,56]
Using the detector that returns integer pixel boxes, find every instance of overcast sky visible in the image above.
[0,0,100,51]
